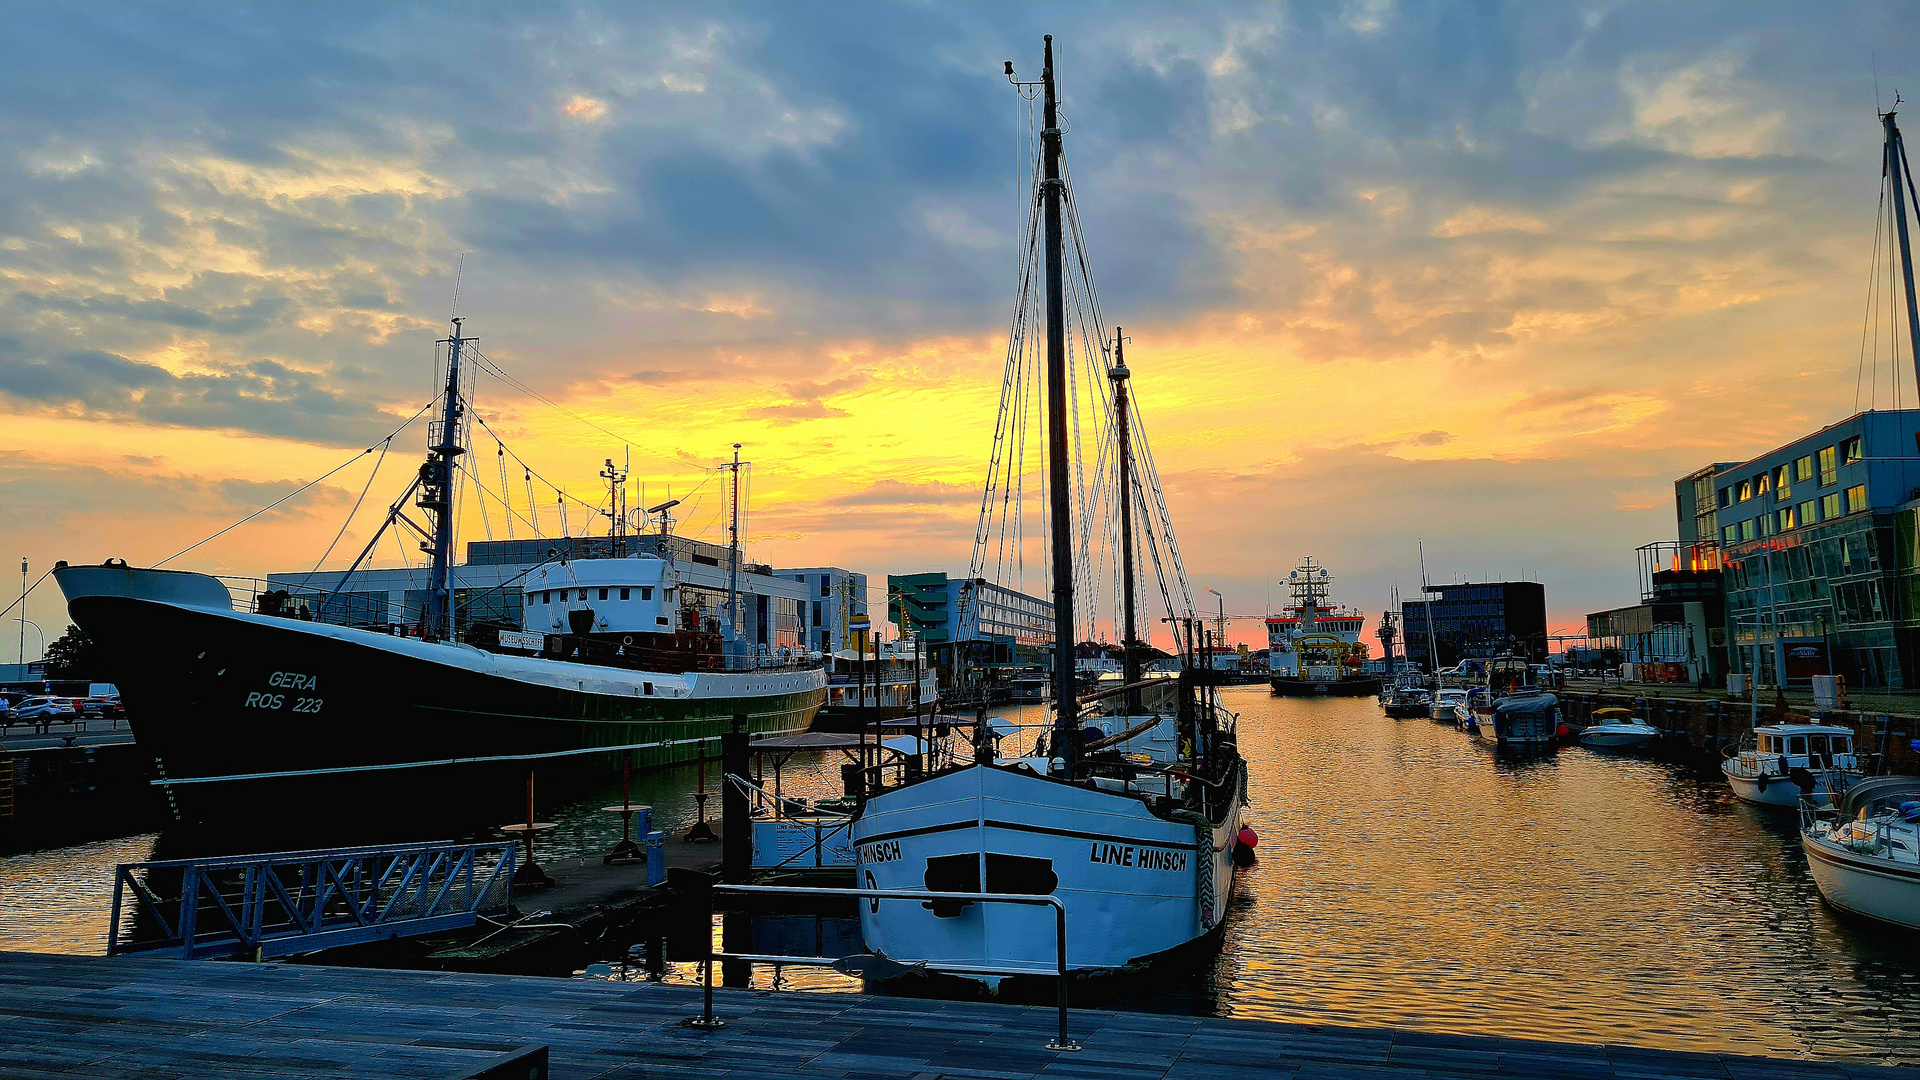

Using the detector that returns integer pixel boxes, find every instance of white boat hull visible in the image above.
[849,763,1241,976]
[1804,837,1920,930]
[1722,763,1858,808]
[1579,729,1655,749]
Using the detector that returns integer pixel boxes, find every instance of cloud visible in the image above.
[827,479,976,508]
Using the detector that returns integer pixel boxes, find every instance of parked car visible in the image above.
[79,695,124,719]
[11,696,78,723]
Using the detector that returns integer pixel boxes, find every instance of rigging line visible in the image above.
[458,462,548,536]
[1860,170,1888,412]
[496,440,515,541]
[467,411,605,513]
[300,435,395,585]
[156,396,439,568]
[473,460,495,541]
[467,349,715,475]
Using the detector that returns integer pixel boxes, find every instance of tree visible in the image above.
[43,624,101,680]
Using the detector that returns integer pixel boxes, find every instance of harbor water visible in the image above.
[5,686,1918,1064]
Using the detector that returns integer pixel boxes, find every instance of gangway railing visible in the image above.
[683,882,1079,1051]
[109,840,516,960]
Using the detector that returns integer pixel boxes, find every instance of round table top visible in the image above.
[499,822,558,833]
[600,804,652,814]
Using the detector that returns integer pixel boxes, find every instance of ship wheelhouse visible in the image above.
[523,556,680,636]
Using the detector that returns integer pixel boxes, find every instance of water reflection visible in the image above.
[5,691,1919,1063]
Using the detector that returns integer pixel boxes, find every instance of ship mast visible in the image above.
[1111,329,1140,713]
[1883,102,1920,385]
[420,317,472,640]
[1036,36,1079,774]
[720,443,748,648]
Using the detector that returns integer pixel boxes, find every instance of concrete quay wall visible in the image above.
[1558,689,1920,775]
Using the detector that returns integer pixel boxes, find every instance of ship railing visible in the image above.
[107,840,516,960]
[682,881,1080,1051]
[210,575,398,630]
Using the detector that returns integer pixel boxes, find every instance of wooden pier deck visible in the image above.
[1,951,1914,1080]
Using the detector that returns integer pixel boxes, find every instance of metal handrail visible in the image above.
[684,883,1079,1051]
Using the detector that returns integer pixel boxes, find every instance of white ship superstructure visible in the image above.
[1264,556,1365,679]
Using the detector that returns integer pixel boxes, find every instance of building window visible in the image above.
[820,574,831,597]
[1796,455,1814,482]
[1774,465,1791,501]
[1755,473,1770,497]
[1846,484,1867,513]
[640,587,653,600]
[1737,480,1752,502]
[1723,524,1738,542]
[1777,507,1795,531]
[1799,499,1817,526]
[599,588,609,601]
[1843,436,1863,464]
[1758,514,1774,537]
[1819,446,1837,486]
[1822,492,1842,519]
[1739,519,1755,541]
[1718,486,1733,508]
[812,602,821,627]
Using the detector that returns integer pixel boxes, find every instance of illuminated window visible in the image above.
[1738,480,1752,502]
[1799,499,1817,526]
[1723,524,1738,542]
[1796,455,1813,482]
[1846,484,1867,513]
[1822,492,1842,519]
[1842,436,1863,464]
[1778,507,1795,531]
[1739,519,1755,541]
[1775,465,1791,501]
[1758,514,1775,537]
[1756,473,1770,497]
[1818,446,1837,486]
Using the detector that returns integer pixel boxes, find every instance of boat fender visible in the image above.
[1756,773,1769,791]
[1232,843,1256,868]
[1237,826,1259,849]
[1555,723,1571,739]
[1789,767,1817,793]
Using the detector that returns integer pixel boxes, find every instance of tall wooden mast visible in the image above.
[421,317,471,640]
[1883,105,1920,386]
[1112,330,1141,713]
[1039,36,1079,772]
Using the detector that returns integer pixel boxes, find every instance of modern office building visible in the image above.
[267,532,825,656]
[1684,409,1920,688]
[776,567,869,655]
[887,572,1053,677]
[1584,540,1727,684]
[1401,581,1549,670]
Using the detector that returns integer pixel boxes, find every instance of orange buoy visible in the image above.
[1556,723,1571,738]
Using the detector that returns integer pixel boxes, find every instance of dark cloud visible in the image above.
[0,336,402,447]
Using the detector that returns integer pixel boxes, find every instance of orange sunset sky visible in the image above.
[5,2,1920,658]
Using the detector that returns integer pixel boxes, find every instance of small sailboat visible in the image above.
[848,37,1248,982]
[1578,707,1658,750]
[1800,776,1920,930]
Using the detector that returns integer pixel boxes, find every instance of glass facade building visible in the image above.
[1691,409,1920,688]
[1401,581,1549,670]
[888,572,1053,674]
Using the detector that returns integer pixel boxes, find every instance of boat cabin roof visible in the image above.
[1754,723,1854,736]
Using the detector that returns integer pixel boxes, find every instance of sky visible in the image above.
[4,0,1920,658]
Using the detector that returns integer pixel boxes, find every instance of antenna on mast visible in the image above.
[450,254,467,319]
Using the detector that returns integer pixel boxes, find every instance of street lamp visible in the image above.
[12,618,44,661]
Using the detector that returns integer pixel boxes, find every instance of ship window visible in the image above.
[643,682,654,695]
[541,591,551,605]
[923,853,979,918]
[1834,736,1850,753]
[1789,736,1806,755]
[1808,734,1830,755]
[1760,735,1774,753]
[620,588,630,600]
[599,588,609,601]
[985,853,1058,895]
[641,587,653,600]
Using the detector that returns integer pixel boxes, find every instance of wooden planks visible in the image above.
[0,951,1915,1080]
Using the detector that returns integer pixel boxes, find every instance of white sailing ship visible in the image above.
[848,37,1249,981]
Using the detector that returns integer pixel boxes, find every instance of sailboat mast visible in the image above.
[1884,107,1920,384]
[1111,330,1140,711]
[423,317,471,640]
[1039,35,1078,768]
[725,443,744,646]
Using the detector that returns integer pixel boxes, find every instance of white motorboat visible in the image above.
[1721,722,1863,807]
[1578,707,1658,750]
[1475,690,1559,748]
[1432,688,1468,724]
[1800,776,1920,930]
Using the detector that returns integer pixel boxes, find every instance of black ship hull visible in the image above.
[1270,675,1381,697]
[56,566,823,845]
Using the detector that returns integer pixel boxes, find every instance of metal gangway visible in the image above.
[108,840,517,960]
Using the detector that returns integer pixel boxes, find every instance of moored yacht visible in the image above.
[1721,722,1863,807]
[812,639,939,732]
[1578,707,1659,750]
[1432,688,1469,724]
[1800,775,1920,930]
